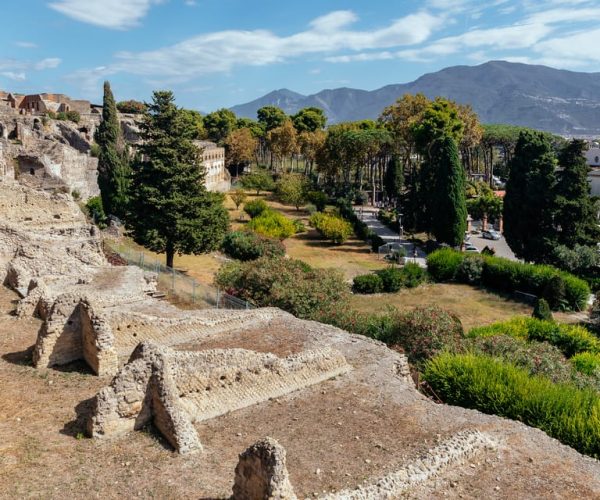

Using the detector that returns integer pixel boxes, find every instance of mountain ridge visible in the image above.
[230,61,600,135]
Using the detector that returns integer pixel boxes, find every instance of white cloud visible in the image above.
[34,58,62,70]
[15,41,38,49]
[48,0,164,30]
[1,71,26,81]
[0,57,62,82]
[78,10,443,83]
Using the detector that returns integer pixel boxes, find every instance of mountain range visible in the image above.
[230,61,600,136]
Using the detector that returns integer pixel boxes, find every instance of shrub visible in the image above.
[247,210,296,240]
[375,267,404,293]
[292,219,306,234]
[469,317,600,358]
[240,171,276,195]
[315,307,396,341]
[306,191,328,212]
[532,298,553,321]
[243,199,269,218]
[276,173,308,209]
[116,99,147,114]
[215,256,349,319]
[456,254,483,284]
[427,248,464,281]
[466,334,572,383]
[543,275,567,310]
[85,196,106,225]
[90,143,100,158]
[230,189,247,210]
[309,212,353,244]
[571,352,600,377]
[424,353,600,458]
[352,274,383,294]
[66,110,80,123]
[71,190,81,201]
[386,306,464,365]
[401,262,428,288]
[221,230,285,261]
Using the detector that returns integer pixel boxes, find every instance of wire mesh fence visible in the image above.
[104,240,253,311]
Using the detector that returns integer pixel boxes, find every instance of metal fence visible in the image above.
[105,240,254,311]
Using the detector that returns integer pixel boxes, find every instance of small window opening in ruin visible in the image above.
[30,168,35,175]
[67,320,73,325]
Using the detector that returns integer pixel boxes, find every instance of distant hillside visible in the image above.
[230,61,600,135]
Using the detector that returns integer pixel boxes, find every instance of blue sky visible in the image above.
[2,0,600,112]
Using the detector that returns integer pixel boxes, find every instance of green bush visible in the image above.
[315,308,395,341]
[85,196,106,225]
[401,262,428,288]
[247,210,296,240]
[532,298,553,321]
[243,199,269,218]
[292,219,306,234]
[352,274,384,294]
[571,352,600,376]
[469,317,600,358]
[427,248,464,281]
[90,143,100,158]
[375,267,404,293]
[221,230,285,261]
[385,306,464,365]
[456,254,483,284]
[309,212,353,244]
[428,248,590,311]
[215,256,349,319]
[424,353,600,458]
[306,191,328,212]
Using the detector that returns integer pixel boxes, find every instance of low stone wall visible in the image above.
[88,341,351,453]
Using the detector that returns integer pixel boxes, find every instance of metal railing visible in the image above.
[104,240,254,311]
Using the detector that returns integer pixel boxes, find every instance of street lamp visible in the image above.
[397,213,404,239]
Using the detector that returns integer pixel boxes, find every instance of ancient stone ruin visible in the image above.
[88,341,350,453]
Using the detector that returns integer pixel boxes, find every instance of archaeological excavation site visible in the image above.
[1,112,600,499]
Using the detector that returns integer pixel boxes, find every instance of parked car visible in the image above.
[482,229,501,240]
[464,243,480,253]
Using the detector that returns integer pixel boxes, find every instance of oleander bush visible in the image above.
[424,353,600,458]
[247,210,296,240]
[221,230,285,261]
[426,249,590,310]
[456,254,484,284]
[469,317,600,357]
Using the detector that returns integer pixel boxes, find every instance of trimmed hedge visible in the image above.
[221,230,285,261]
[468,317,600,357]
[424,353,600,458]
[353,263,428,294]
[426,249,590,311]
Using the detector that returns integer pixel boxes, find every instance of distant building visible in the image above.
[589,168,600,197]
[0,90,92,115]
[194,140,231,192]
[585,147,600,167]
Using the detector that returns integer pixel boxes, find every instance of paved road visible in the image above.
[468,232,517,260]
[356,208,428,268]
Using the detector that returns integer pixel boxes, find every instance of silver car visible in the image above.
[482,230,501,240]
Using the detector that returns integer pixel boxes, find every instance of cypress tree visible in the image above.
[554,139,600,247]
[128,91,229,268]
[95,81,130,218]
[503,131,556,262]
[384,155,403,208]
[428,135,467,247]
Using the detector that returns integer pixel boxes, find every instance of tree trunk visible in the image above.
[166,241,175,269]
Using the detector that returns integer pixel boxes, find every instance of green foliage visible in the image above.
[466,195,503,220]
[466,335,572,383]
[457,254,484,284]
[203,108,237,144]
[428,136,467,247]
[411,97,464,155]
[468,317,600,358]
[401,262,429,288]
[56,110,80,123]
[71,189,81,201]
[306,191,328,212]
[374,267,404,293]
[178,109,205,139]
[383,155,403,205]
[292,107,327,133]
[129,90,229,268]
[243,199,269,218]
[424,353,600,458]
[532,298,553,321]
[309,212,353,244]
[427,249,590,311]
[240,171,275,195]
[503,130,557,262]
[336,198,385,251]
[571,352,600,377]
[352,274,384,294]
[85,196,106,224]
[426,248,464,282]
[292,219,305,233]
[95,81,131,218]
[247,210,296,240]
[116,100,147,114]
[215,256,349,319]
[230,189,247,210]
[89,143,100,158]
[257,106,287,132]
[221,230,285,261]
[386,306,464,366]
[276,173,308,209]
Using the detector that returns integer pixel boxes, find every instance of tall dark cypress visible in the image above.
[428,135,467,247]
[383,155,403,208]
[503,131,556,262]
[128,91,229,268]
[95,81,130,218]
[554,139,600,247]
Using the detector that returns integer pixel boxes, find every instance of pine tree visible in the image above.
[554,139,600,247]
[384,155,403,208]
[428,136,467,247]
[95,81,130,218]
[503,131,557,262]
[128,91,229,268]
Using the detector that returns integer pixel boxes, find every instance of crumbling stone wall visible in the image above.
[88,342,350,453]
